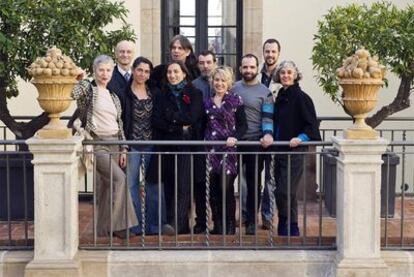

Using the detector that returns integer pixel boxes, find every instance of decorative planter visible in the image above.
[32,76,77,138]
[339,78,383,139]
[336,48,386,139]
[28,46,80,139]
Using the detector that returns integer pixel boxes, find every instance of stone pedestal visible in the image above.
[24,137,82,277]
[333,136,389,277]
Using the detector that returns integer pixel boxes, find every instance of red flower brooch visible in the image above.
[182,94,191,104]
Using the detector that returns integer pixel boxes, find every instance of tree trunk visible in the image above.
[366,71,413,128]
[0,83,49,141]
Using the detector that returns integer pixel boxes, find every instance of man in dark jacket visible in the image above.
[107,40,135,98]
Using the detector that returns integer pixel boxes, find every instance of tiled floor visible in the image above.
[2,196,414,249]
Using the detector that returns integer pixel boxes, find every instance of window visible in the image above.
[161,0,243,71]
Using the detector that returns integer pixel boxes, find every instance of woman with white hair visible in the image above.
[71,54,137,239]
[263,60,321,237]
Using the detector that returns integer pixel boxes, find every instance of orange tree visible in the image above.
[0,0,135,139]
[312,1,414,127]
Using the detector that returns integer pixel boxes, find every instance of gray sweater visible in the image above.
[230,80,274,140]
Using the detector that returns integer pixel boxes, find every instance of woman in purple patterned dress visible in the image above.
[204,67,247,235]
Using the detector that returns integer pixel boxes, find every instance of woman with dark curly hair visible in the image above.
[262,60,321,237]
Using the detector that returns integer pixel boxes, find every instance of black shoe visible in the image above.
[226,221,236,235]
[245,223,256,235]
[290,223,300,236]
[193,223,207,234]
[277,217,288,236]
[161,224,175,235]
[211,222,223,234]
[261,218,272,230]
[113,229,135,239]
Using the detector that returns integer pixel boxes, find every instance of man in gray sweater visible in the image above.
[231,54,274,235]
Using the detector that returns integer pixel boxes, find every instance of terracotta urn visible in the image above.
[28,47,81,139]
[336,49,386,139]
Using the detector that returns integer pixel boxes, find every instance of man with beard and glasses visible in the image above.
[230,54,274,235]
[190,50,217,234]
[257,39,282,230]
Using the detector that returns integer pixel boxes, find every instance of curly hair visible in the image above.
[273,60,303,83]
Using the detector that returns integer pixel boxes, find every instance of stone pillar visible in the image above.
[24,137,82,277]
[333,136,388,277]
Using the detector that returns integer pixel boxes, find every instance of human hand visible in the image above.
[260,134,274,148]
[289,137,302,148]
[119,149,127,168]
[76,69,86,81]
[226,137,238,147]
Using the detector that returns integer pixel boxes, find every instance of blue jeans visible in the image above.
[127,146,167,234]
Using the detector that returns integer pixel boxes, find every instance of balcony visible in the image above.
[1,117,414,276]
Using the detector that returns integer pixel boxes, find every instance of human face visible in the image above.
[198,54,216,77]
[263,42,280,67]
[170,40,190,62]
[94,62,114,87]
[167,63,186,85]
[132,63,150,85]
[115,41,134,68]
[240,57,258,82]
[212,73,228,96]
[279,66,297,88]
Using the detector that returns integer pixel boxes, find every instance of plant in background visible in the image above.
[0,0,136,139]
[312,1,414,127]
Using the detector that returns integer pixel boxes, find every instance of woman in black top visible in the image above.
[149,61,203,234]
[121,57,174,235]
[263,60,321,237]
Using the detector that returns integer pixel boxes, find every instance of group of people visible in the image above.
[71,35,321,239]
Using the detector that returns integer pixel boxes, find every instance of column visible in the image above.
[24,136,82,277]
[333,136,388,277]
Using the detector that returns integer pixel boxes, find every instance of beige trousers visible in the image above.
[94,143,138,236]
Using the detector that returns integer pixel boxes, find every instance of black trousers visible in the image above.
[239,145,265,225]
[193,154,207,227]
[274,153,304,223]
[210,173,237,226]
[162,153,191,234]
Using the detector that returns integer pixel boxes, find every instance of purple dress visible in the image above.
[204,92,243,175]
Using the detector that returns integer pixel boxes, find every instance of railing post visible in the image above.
[333,136,388,277]
[24,136,82,277]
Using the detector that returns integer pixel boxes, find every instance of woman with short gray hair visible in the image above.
[72,54,138,239]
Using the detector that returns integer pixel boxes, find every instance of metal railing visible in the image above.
[1,139,414,251]
[0,140,34,250]
[78,140,334,250]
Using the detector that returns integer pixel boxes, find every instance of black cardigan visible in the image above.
[147,82,204,183]
[274,83,321,143]
[120,84,161,140]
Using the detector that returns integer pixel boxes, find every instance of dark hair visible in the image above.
[241,53,259,67]
[262,38,281,52]
[165,60,191,83]
[132,56,154,74]
[198,50,217,63]
[169,35,199,79]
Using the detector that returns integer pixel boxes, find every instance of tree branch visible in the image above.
[366,72,413,128]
